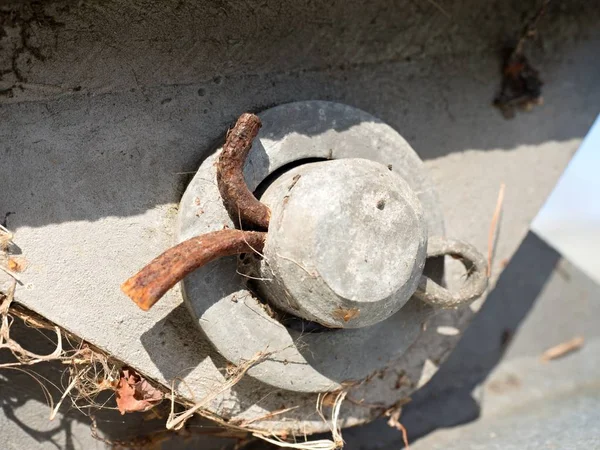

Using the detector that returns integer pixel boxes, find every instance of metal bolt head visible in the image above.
[253,158,427,328]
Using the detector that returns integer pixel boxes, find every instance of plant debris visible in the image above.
[332,307,360,323]
[541,336,584,362]
[487,183,505,278]
[7,256,27,272]
[0,280,122,419]
[166,350,272,431]
[1,225,126,421]
[2,225,342,444]
[115,367,164,414]
[494,0,550,118]
[385,406,410,449]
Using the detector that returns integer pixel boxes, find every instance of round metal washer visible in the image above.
[178,101,445,393]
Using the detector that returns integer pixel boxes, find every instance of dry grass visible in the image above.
[541,336,585,362]
[0,279,121,418]
[0,292,351,448]
[254,390,348,450]
[487,183,505,278]
[385,406,410,449]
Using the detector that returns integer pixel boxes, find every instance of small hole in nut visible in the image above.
[377,199,386,210]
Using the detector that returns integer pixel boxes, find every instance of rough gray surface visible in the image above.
[406,234,600,450]
[409,389,600,450]
[342,232,600,449]
[257,158,427,329]
[0,0,598,105]
[1,0,599,437]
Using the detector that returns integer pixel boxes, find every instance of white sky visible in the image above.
[532,113,600,284]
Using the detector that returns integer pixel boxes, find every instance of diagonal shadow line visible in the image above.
[341,231,561,449]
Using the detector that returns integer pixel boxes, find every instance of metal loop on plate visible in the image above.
[414,236,488,308]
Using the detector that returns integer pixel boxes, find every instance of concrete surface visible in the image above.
[342,232,600,449]
[407,388,600,450]
[1,0,599,439]
[0,0,598,105]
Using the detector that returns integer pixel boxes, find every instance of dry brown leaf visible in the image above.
[541,336,584,362]
[115,367,163,414]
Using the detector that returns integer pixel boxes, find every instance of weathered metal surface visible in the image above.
[179,103,453,406]
[415,237,488,308]
[216,113,270,230]
[254,158,427,329]
[121,230,266,310]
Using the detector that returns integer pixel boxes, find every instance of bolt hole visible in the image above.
[253,157,327,200]
[377,199,386,210]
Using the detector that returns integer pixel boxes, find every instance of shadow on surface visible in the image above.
[343,231,561,449]
[140,302,216,383]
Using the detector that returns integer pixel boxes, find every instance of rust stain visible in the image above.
[333,307,360,322]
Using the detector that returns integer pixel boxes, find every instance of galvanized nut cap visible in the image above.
[255,158,427,328]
